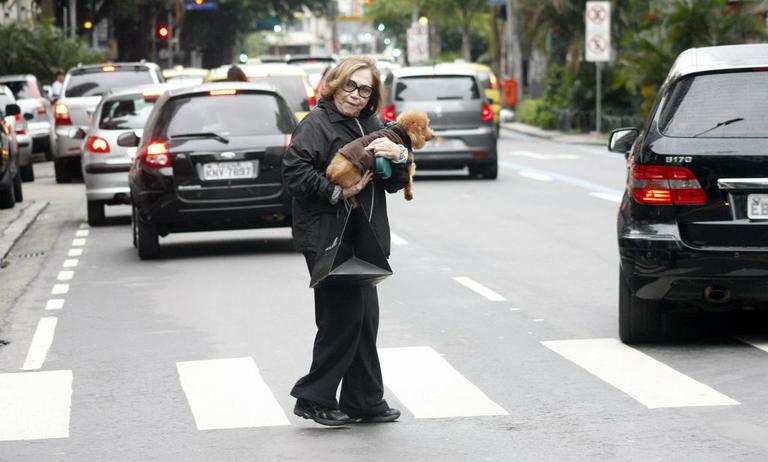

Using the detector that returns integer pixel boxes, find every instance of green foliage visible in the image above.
[516,98,543,125]
[0,20,104,83]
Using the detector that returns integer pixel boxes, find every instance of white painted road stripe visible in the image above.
[509,150,580,160]
[518,171,553,181]
[75,230,89,237]
[453,277,506,301]
[45,299,65,311]
[177,357,289,430]
[22,317,58,371]
[68,248,83,257]
[542,338,740,409]
[390,232,408,246]
[501,161,623,196]
[0,370,73,441]
[379,346,508,418]
[78,223,89,229]
[57,271,74,281]
[735,335,768,354]
[71,239,86,247]
[589,191,623,203]
[51,284,69,295]
[62,259,78,268]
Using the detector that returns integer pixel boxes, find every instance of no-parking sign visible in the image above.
[585,1,610,62]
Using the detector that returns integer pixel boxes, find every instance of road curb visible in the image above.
[0,201,49,261]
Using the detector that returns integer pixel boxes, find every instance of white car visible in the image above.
[0,85,34,182]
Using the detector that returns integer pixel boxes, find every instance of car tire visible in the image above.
[619,268,664,343]
[54,159,69,183]
[87,200,106,227]
[0,184,14,209]
[13,172,22,202]
[470,162,498,180]
[135,208,160,259]
[131,205,138,248]
[20,164,34,182]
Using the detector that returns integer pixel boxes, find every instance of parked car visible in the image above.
[437,61,502,137]
[53,62,164,183]
[75,83,183,226]
[123,82,296,259]
[0,85,34,181]
[0,103,23,208]
[0,74,54,161]
[383,66,498,179]
[611,43,768,343]
[207,63,316,121]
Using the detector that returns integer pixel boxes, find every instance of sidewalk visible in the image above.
[0,201,48,262]
[502,121,608,147]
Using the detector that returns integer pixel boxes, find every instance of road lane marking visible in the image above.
[509,150,580,160]
[68,248,83,257]
[542,338,740,408]
[51,284,69,295]
[735,335,768,353]
[518,171,553,181]
[71,239,86,247]
[57,271,74,281]
[501,161,623,195]
[0,370,73,441]
[62,259,78,268]
[176,357,289,430]
[78,223,89,229]
[22,317,58,371]
[589,192,623,203]
[75,230,89,237]
[390,232,408,246]
[379,346,508,418]
[45,299,65,311]
[453,277,506,301]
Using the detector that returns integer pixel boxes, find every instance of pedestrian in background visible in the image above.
[51,70,65,100]
[283,56,411,426]
[226,65,248,82]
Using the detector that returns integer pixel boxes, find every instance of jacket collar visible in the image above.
[319,97,377,122]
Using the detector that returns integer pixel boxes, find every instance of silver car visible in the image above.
[0,85,34,181]
[76,83,179,226]
[0,74,54,162]
[383,67,498,179]
[54,62,163,183]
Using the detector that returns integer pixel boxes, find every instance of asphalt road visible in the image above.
[1,131,767,461]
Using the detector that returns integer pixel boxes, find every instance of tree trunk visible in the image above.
[37,0,56,18]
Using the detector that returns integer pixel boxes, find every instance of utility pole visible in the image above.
[69,0,77,38]
[167,7,173,68]
[505,0,523,88]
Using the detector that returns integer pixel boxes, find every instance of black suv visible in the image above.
[611,44,768,343]
[123,82,296,259]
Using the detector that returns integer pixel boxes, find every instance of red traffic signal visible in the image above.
[157,24,169,39]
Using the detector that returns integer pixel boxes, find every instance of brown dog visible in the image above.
[326,111,434,207]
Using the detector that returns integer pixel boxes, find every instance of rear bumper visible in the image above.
[415,127,497,170]
[54,126,83,159]
[84,167,131,202]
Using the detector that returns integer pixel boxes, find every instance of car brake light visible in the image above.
[209,89,237,96]
[481,101,493,122]
[85,136,110,153]
[383,104,396,123]
[54,102,72,126]
[631,165,706,205]
[141,141,171,167]
[102,65,116,72]
[304,80,317,107]
[143,90,164,102]
[13,114,26,134]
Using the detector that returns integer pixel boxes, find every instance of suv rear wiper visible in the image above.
[170,132,229,144]
[692,118,744,137]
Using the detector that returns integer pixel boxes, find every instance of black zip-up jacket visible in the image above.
[282,98,410,256]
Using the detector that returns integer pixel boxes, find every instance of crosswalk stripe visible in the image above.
[0,370,73,441]
[176,357,289,430]
[735,335,768,353]
[379,346,508,418]
[542,338,740,409]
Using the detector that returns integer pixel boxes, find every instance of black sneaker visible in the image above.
[348,408,401,423]
[294,399,353,427]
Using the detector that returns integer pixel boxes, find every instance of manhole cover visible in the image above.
[8,251,46,259]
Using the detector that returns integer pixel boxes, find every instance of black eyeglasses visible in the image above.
[342,79,373,98]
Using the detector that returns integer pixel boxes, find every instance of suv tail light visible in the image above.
[85,136,110,153]
[383,104,396,123]
[54,102,72,126]
[631,165,707,205]
[13,114,26,135]
[140,141,171,168]
[481,101,493,122]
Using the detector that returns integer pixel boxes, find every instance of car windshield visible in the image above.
[3,80,39,99]
[395,76,480,101]
[247,76,308,112]
[157,92,294,138]
[659,71,768,138]
[65,70,155,97]
[99,95,156,130]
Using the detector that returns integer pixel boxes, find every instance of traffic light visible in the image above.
[238,50,248,64]
[157,24,169,40]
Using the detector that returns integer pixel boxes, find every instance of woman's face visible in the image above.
[333,68,374,118]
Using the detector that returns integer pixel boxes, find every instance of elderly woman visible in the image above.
[283,56,411,426]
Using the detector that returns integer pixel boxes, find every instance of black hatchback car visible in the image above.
[123,82,296,259]
[610,43,768,343]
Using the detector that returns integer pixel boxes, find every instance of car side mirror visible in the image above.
[608,127,640,154]
[117,130,141,147]
[4,104,20,117]
[23,113,34,121]
[68,127,86,139]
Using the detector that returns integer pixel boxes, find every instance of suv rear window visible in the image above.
[659,71,768,138]
[65,70,155,97]
[3,80,39,99]
[394,76,480,101]
[248,76,308,112]
[157,92,294,138]
[99,95,155,130]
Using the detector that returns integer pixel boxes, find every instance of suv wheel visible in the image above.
[0,184,15,209]
[134,207,159,259]
[87,200,105,226]
[20,164,34,182]
[619,268,664,343]
[13,172,22,202]
[54,159,70,183]
[470,162,498,180]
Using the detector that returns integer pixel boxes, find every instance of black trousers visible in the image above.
[290,252,389,416]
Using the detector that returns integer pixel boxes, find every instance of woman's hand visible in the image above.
[342,171,374,199]
[365,138,402,161]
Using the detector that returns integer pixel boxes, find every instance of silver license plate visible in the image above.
[202,161,257,180]
[747,194,768,219]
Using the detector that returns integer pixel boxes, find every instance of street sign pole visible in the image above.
[596,62,602,134]
[585,1,610,134]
